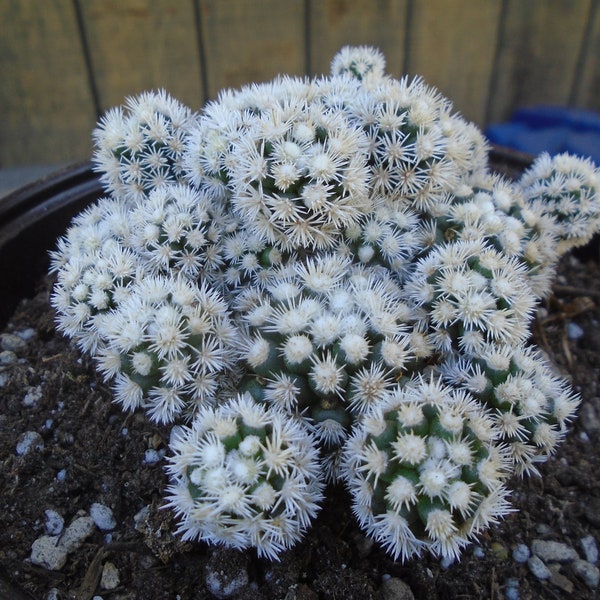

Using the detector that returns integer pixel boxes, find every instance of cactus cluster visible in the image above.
[51,46,600,562]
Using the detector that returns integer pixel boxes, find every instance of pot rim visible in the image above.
[0,161,103,329]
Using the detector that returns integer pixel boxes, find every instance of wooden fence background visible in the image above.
[1,0,599,167]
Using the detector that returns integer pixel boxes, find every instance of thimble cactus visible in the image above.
[165,393,323,559]
[50,46,599,562]
[93,90,196,201]
[344,376,511,561]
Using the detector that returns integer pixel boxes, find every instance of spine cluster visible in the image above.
[50,46,599,562]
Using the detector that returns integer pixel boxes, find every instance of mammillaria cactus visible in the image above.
[344,376,511,561]
[93,90,196,201]
[50,46,599,562]
[165,393,323,560]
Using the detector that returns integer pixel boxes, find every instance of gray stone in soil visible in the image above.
[531,539,579,563]
[16,328,36,341]
[15,431,44,455]
[580,534,599,564]
[30,536,68,571]
[44,509,64,536]
[59,516,95,553]
[380,576,415,600]
[0,350,17,365]
[90,502,116,531]
[512,543,530,563]
[204,548,249,599]
[0,332,27,354]
[504,578,519,600]
[22,385,42,407]
[527,555,552,580]
[567,322,585,339]
[30,519,95,572]
[100,561,120,590]
[572,559,600,588]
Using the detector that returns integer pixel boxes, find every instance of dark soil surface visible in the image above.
[1,156,600,600]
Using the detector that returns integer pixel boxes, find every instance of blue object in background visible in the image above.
[485,106,600,163]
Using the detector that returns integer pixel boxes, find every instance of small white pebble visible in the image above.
[45,588,60,600]
[23,385,43,407]
[100,561,120,590]
[528,555,552,580]
[531,539,579,563]
[143,448,162,464]
[440,555,455,569]
[17,328,37,341]
[44,510,64,536]
[472,545,485,559]
[0,350,17,365]
[30,535,68,571]
[56,469,67,482]
[90,503,116,531]
[16,431,44,456]
[205,567,248,598]
[581,535,599,563]
[0,332,27,353]
[504,578,520,600]
[58,516,95,553]
[512,543,530,563]
[573,559,600,588]
[567,322,585,340]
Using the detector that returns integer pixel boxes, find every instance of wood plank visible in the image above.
[309,0,409,78]
[198,0,306,99]
[488,0,592,124]
[405,0,502,126]
[80,0,205,112]
[572,2,600,111]
[0,0,96,166]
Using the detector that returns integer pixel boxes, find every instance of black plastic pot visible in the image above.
[0,162,103,329]
[0,147,536,330]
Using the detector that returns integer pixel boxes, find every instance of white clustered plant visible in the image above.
[50,46,600,562]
